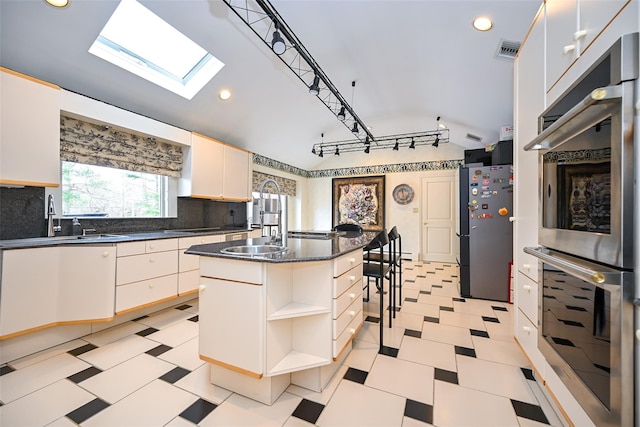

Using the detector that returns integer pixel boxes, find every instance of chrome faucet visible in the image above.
[258,179,285,244]
[47,194,57,237]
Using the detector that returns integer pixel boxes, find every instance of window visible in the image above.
[62,161,170,218]
[88,0,224,99]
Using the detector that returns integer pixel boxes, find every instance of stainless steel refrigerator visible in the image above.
[458,165,513,301]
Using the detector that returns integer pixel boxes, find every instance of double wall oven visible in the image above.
[524,33,638,427]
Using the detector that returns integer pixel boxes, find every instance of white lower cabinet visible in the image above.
[0,245,115,339]
[178,234,223,295]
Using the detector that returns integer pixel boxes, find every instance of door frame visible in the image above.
[420,170,459,263]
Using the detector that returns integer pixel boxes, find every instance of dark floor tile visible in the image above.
[423,316,439,323]
[442,279,452,283]
[453,297,466,302]
[440,306,454,312]
[434,368,459,384]
[565,305,587,312]
[432,284,443,288]
[405,279,416,283]
[136,327,159,337]
[160,367,191,384]
[0,365,15,376]
[594,363,610,373]
[179,398,217,424]
[146,344,173,357]
[405,297,418,303]
[511,399,549,424]
[188,315,199,322]
[482,316,500,323]
[343,367,368,384]
[470,329,490,338]
[543,295,556,299]
[379,346,399,357]
[454,346,477,358]
[67,366,102,384]
[365,316,380,323]
[68,343,98,357]
[66,398,110,424]
[559,319,584,327]
[417,274,427,278]
[572,295,589,300]
[174,304,192,310]
[291,398,325,424]
[404,329,421,338]
[404,399,433,424]
[521,367,536,381]
[426,271,436,274]
[419,290,430,294]
[492,305,508,312]
[131,314,149,322]
[551,337,575,347]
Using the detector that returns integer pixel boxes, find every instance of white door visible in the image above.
[421,173,457,262]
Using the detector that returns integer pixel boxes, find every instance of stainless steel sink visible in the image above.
[77,234,128,240]
[220,245,287,257]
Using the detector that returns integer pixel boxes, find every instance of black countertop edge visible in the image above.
[0,228,255,250]
[185,232,376,263]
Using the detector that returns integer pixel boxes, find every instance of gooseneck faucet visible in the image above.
[258,179,285,244]
[47,194,57,237]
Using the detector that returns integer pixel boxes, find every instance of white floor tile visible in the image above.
[402,416,434,427]
[452,300,497,317]
[163,416,198,427]
[416,294,454,308]
[286,365,348,406]
[0,379,94,426]
[356,321,405,349]
[199,391,301,427]
[420,322,473,347]
[365,355,435,404]
[283,415,316,426]
[391,311,425,331]
[433,380,519,427]
[173,364,233,404]
[46,416,79,427]
[484,320,516,342]
[399,301,440,318]
[8,339,88,370]
[158,337,205,371]
[439,311,486,330]
[397,336,457,372]
[343,339,379,372]
[82,379,198,427]
[79,353,175,404]
[77,335,158,370]
[147,320,199,347]
[316,379,405,427]
[0,353,90,403]
[82,321,148,346]
[472,336,530,367]
[456,355,537,404]
[136,306,195,329]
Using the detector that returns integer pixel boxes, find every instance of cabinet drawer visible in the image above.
[333,311,362,358]
[333,297,363,338]
[116,250,178,285]
[115,274,177,313]
[179,234,223,249]
[146,238,178,253]
[516,272,538,325]
[117,241,146,257]
[178,270,200,295]
[200,256,263,284]
[333,251,362,277]
[179,250,199,272]
[333,280,362,318]
[333,264,362,297]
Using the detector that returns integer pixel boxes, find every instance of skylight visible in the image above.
[89,0,223,100]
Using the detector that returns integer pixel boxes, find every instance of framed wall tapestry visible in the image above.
[332,175,385,232]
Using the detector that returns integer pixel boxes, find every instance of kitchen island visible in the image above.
[185,232,374,404]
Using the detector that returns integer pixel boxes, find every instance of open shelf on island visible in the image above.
[267,302,331,321]
[266,350,331,376]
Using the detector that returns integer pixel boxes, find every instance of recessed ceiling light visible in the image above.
[45,0,69,7]
[473,16,493,31]
[219,89,231,100]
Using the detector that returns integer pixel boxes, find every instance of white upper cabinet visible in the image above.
[180,132,251,201]
[0,68,60,187]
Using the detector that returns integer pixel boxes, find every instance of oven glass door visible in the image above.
[541,263,612,409]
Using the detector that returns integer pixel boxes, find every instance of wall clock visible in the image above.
[392,184,414,205]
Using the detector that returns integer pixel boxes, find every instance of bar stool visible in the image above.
[362,229,393,353]
[364,226,402,317]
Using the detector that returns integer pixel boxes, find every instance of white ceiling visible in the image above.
[0,0,541,171]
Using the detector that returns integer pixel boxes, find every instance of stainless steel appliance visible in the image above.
[524,33,638,427]
[458,164,513,302]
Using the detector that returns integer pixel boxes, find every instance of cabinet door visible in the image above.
[58,245,116,321]
[0,69,60,187]
[0,247,60,338]
[187,133,224,199]
[222,145,251,201]
[545,0,578,91]
[199,277,264,375]
[514,10,545,283]
[578,0,628,55]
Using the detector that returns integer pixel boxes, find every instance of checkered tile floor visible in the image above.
[0,261,567,426]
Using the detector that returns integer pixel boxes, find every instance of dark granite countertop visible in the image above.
[185,231,377,263]
[0,227,254,249]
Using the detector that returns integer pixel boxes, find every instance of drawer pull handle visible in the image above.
[523,285,531,291]
[349,293,356,299]
[349,310,355,317]
[523,263,530,270]
[149,258,155,263]
[563,44,575,54]
[199,285,206,291]
[102,252,109,257]
[523,326,531,334]
[349,258,355,264]
[149,244,155,249]
[349,276,355,282]
[149,283,154,289]
[349,328,356,335]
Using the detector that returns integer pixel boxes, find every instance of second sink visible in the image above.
[220,245,287,257]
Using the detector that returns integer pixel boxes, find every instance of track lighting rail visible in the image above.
[221,0,375,142]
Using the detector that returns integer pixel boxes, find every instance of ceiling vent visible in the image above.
[495,39,521,61]
[466,133,483,142]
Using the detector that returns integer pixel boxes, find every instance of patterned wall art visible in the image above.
[558,162,611,233]
[332,175,385,232]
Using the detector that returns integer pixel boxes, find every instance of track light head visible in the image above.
[334,146,340,156]
[393,139,399,151]
[409,138,415,149]
[311,146,316,155]
[351,122,359,134]
[364,136,370,145]
[318,148,323,158]
[432,135,440,148]
[364,145,370,154]
[337,106,346,121]
[309,75,320,95]
[271,29,286,55]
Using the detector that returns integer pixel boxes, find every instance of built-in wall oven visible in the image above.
[524,33,638,427]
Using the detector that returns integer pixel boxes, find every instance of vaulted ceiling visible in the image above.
[0,0,541,170]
